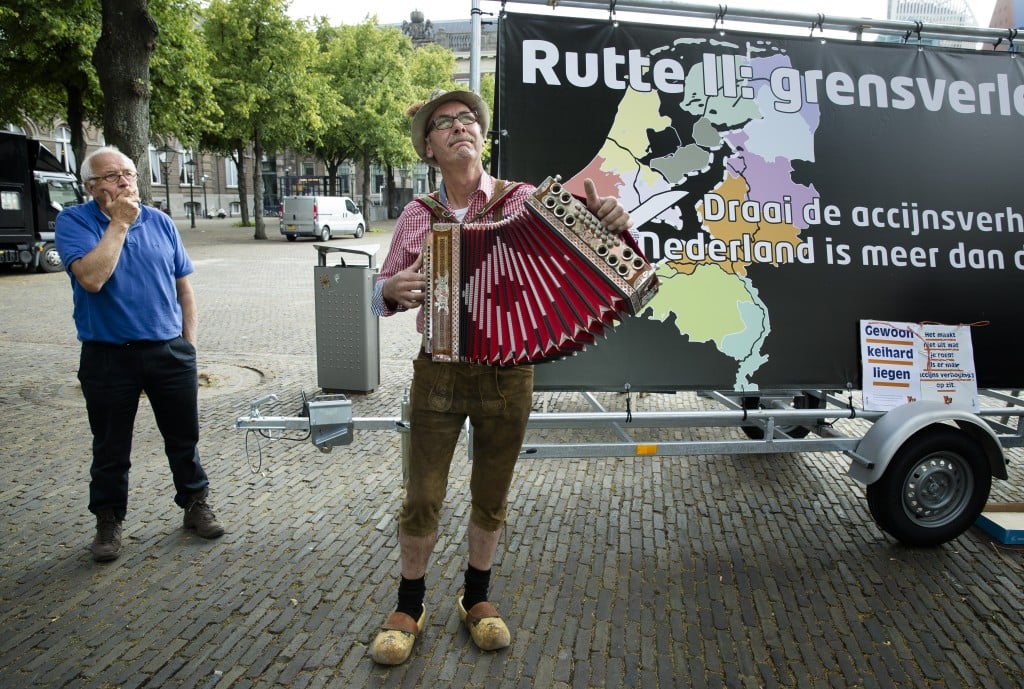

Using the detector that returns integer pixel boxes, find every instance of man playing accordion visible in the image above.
[369,88,634,665]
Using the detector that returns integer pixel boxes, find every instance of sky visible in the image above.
[286,0,1000,31]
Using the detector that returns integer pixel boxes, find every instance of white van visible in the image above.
[280,195,366,241]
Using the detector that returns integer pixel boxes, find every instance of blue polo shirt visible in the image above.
[55,201,194,344]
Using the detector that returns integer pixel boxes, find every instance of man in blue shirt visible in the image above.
[56,146,224,562]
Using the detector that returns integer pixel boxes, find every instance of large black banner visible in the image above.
[497,12,1024,391]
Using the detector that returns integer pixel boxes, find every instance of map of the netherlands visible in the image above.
[564,38,820,389]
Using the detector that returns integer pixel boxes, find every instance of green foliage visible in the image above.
[0,0,102,128]
[479,72,496,168]
[1,0,488,210]
[480,73,495,114]
[0,0,218,154]
[203,0,325,150]
[149,0,221,144]
[408,44,459,101]
[314,21,415,166]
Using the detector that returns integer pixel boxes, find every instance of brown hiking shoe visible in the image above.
[91,510,123,562]
[183,492,225,539]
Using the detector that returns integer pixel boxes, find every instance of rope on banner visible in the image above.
[903,20,923,44]
[713,4,727,31]
[810,13,825,37]
[993,27,1018,53]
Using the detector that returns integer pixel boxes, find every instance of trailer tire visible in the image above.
[865,426,991,546]
[740,392,823,439]
[38,242,64,273]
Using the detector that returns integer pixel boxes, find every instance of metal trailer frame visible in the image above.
[237,386,1021,546]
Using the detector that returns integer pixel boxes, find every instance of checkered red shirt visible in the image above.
[371,173,535,333]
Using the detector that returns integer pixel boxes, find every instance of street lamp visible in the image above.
[158,144,175,216]
[185,157,196,229]
[201,175,209,219]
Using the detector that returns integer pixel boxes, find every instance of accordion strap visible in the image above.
[415,179,525,225]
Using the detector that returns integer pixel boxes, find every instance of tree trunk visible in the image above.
[65,84,87,181]
[386,166,396,219]
[93,0,157,200]
[326,160,339,196]
[360,147,372,225]
[252,130,266,240]
[235,144,250,227]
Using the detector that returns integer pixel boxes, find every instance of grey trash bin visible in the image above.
[314,244,380,393]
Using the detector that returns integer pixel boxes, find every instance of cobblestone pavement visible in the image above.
[1,217,1022,689]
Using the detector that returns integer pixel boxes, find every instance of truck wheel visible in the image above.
[740,392,823,439]
[320,226,331,242]
[38,242,64,273]
[865,426,991,546]
[355,223,365,239]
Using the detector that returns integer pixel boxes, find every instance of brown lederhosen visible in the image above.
[398,182,536,537]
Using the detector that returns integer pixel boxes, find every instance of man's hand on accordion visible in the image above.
[383,253,427,310]
[583,178,633,234]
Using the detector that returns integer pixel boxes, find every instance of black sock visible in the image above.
[462,565,491,611]
[396,576,425,621]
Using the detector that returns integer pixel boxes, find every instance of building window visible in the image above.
[225,158,238,188]
[179,149,197,185]
[55,126,76,173]
[149,147,162,185]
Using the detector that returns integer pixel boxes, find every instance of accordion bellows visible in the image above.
[423,176,660,365]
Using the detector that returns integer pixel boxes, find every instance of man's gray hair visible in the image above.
[80,146,134,182]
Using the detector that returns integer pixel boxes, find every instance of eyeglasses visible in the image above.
[427,110,478,133]
[89,170,138,184]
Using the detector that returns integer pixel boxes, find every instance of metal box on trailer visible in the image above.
[313,245,380,392]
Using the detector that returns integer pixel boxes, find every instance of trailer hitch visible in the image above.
[235,392,354,453]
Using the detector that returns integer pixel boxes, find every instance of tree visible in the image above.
[407,43,459,193]
[0,1,102,175]
[314,20,416,218]
[308,19,357,197]
[149,1,220,146]
[479,72,496,172]
[1,0,218,204]
[203,0,324,238]
[92,0,159,192]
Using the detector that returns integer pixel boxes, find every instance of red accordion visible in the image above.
[422,176,659,366]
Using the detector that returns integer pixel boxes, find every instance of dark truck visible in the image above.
[0,131,85,273]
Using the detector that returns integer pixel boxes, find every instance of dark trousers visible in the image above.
[78,337,209,520]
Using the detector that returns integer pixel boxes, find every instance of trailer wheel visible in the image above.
[865,426,991,546]
[38,242,64,273]
[740,392,823,439]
